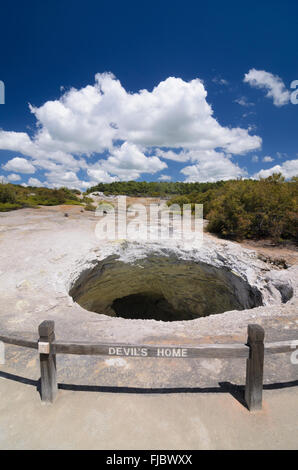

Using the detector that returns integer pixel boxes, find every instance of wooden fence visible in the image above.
[0,321,297,411]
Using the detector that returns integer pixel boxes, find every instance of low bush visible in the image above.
[0,202,23,212]
[167,174,297,243]
[0,184,18,204]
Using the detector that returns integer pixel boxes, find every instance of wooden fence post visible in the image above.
[38,320,57,403]
[245,324,265,411]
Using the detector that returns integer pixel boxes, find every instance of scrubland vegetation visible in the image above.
[168,174,298,243]
[1,174,297,243]
[0,184,82,211]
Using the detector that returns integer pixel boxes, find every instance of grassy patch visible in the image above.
[0,202,23,212]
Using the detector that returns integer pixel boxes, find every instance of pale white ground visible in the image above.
[0,203,297,449]
[0,378,297,450]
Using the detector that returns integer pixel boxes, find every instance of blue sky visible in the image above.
[0,0,297,189]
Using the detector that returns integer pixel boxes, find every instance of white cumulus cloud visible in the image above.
[0,73,262,186]
[244,69,290,107]
[158,174,172,181]
[253,159,298,179]
[28,177,43,186]
[7,173,21,182]
[181,151,246,182]
[2,157,36,174]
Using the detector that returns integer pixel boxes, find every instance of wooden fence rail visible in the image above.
[0,321,297,411]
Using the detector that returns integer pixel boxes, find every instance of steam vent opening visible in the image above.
[69,255,263,322]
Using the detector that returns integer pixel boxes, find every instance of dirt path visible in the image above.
[0,375,297,450]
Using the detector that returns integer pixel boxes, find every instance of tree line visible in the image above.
[86,180,225,196]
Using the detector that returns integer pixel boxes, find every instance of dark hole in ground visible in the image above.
[69,255,264,322]
[112,292,197,321]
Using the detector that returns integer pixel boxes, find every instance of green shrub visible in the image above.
[82,196,94,204]
[206,174,297,242]
[167,195,191,207]
[0,184,17,204]
[0,202,22,212]
[63,199,82,205]
[166,174,297,243]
